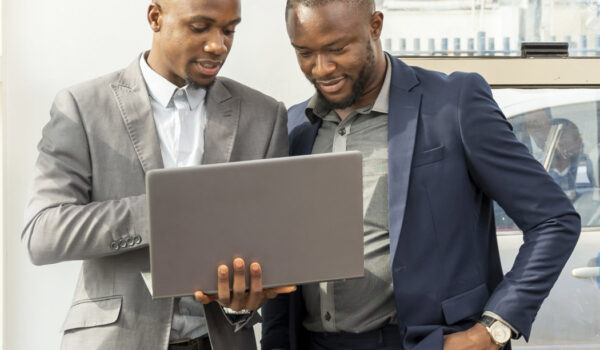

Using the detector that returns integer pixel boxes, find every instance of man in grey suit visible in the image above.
[22,0,292,349]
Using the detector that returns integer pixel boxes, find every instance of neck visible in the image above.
[146,45,186,88]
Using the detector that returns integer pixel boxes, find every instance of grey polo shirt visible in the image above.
[302,56,397,333]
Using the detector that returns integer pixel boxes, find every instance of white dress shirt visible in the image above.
[140,55,207,169]
[139,55,208,340]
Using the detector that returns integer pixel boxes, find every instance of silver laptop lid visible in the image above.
[146,151,364,297]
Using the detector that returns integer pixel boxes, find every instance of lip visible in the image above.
[194,60,222,76]
[317,77,345,94]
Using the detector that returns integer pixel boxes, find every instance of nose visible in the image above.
[204,30,228,56]
[312,54,335,78]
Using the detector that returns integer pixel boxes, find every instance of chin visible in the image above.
[319,91,355,110]
[190,76,217,88]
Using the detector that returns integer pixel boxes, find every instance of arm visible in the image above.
[265,102,289,158]
[22,89,148,265]
[448,73,580,346]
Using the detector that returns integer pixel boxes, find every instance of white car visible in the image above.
[493,89,600,349]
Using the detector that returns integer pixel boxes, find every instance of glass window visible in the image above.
[380,0,600,56]
[492,89,600,231]
[491,89,600,347]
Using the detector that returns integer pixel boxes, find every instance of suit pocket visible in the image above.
[441,283,488,325]
[62,295,122,332]
[412,146,445,168]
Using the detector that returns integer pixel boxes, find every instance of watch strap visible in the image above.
[479,315,496,328]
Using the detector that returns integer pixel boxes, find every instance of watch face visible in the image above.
[490,322,511,344]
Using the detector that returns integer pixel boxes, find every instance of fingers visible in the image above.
[229,258,247,311]
[264,285,297,299]
[194,290,217,304]
[245,262,264,310]
[217,265,231,307]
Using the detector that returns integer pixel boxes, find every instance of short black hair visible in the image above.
[286,0,375,16]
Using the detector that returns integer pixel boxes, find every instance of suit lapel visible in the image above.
[202,79,241,164]
[387,55,422,264]
[111,56,164,172]
[291,120,321,156]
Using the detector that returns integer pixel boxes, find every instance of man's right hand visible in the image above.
[194,258,296,311]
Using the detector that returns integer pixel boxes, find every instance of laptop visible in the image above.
[145,151,364,298]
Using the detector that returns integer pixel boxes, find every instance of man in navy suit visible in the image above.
[261,0,580,349]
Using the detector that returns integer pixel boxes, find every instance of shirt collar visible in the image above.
[139,53,206,110]
[371,54,392,114]
[305,54,392,123]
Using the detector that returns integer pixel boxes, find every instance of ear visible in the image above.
[148,3,162,32]
[370,11,384,40]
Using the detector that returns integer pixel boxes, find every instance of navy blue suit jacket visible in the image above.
[262,55,580,350]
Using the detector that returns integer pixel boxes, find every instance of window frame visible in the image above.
[400,57,600,88]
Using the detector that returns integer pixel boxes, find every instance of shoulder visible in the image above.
[65,68,124,96]
[55,68,127,108]
[216,76,282,110]
[410,65,489,93]
[287,99,311,131]
[50,68,126,117]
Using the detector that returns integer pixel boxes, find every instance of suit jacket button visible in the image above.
[110,241,119,250]
[324,312,332,321]
[134,235,142,244]
[127,237,135,247]
[118,238,127,248]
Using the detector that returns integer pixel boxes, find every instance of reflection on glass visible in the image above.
[380,0,600,56]
[491,89,600,230]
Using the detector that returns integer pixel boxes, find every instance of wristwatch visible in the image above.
[479,315,511,346]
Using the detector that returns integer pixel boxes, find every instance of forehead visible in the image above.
[287,3,368,45]
[168,0,241,21]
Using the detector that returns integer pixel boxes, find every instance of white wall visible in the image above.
[2,0,312,349]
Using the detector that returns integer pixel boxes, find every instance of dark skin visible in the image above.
[286,2,387,119]
[287,3,500,349]
[146,0,295,310]
[147,0,239,87]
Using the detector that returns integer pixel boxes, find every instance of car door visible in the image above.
[492,92,600,348]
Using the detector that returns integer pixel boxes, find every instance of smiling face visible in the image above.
[147,0,240,87]
[286,1,385,110]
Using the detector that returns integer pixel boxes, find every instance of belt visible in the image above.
[168,335,211,350]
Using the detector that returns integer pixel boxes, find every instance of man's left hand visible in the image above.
[443,323,501,350]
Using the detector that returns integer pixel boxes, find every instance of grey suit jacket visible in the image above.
[22,56,288,350]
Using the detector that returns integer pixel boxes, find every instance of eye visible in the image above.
[330,46,345,54]
[190,25,208,33]
[223,28,236,36]
[297,50,313,58]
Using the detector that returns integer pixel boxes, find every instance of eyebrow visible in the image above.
[188,15,241,26]
[292,38,344,50]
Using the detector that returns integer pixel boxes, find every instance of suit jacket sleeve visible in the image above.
[22,89,149,265]
[458,73,581,339]
[265,102,289,159]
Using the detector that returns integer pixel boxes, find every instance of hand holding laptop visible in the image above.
[194,258,297,311]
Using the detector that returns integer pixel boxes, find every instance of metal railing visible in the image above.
[384,33,600,57]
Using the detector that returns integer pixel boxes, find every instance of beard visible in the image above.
[312,42,376,110]
[185,77,215,89]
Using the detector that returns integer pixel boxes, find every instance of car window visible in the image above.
[492,89,600,232]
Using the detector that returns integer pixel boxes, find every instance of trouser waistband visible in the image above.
[308,325,403,350]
